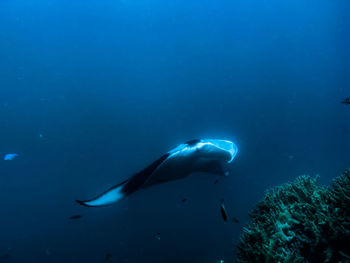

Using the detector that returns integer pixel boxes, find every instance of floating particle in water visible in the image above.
[4,154,19,161]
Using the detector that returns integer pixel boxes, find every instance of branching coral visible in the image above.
[236,169,350,263]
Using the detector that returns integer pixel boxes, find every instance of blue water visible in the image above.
[0,0,349,262]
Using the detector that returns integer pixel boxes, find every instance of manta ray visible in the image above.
[76,139,238,207]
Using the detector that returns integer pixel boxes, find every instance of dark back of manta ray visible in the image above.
[121,153,170,195]
[121,139,201,195]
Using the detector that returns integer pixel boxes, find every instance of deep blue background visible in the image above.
[0,0,349,262]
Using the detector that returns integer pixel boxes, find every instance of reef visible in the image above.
[236,169,350,263]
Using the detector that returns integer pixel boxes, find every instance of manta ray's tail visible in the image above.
[76,180,129,207]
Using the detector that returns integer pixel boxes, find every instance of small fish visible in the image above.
[105,253,112,261]
[181,198,188,203]
[231,217,239,223]
[4,153,19,161]
[220,199,228,222]
[70,215,82,220]
[214,179,219,184]
[0,253,10,261]
[156,232,161,240]
[341,97,350,105]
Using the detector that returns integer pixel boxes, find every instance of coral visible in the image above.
[236,169,350,263]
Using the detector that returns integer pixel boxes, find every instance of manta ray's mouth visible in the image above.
[202,139,238,163]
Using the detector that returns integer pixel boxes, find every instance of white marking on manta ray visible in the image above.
[83,184,124,207]
[76,139,238,207]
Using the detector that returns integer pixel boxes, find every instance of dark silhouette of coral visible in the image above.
[236,169,350,263]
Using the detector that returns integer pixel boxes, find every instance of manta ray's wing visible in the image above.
[121,153,170,195]
[76,153,170,207]
[76,179,128,207]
